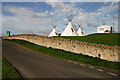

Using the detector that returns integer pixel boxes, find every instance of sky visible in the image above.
[1,1,119,36]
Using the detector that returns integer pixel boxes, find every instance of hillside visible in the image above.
[56,33,120,46]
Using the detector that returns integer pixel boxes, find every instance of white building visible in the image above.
[97,25,113,33]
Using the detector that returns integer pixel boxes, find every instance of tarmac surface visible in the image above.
[2,41,119,78]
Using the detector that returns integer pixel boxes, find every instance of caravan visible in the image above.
[97,25,113,33]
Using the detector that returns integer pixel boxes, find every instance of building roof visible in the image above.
[98,25,112,28]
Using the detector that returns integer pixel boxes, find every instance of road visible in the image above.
[2,41,119,78]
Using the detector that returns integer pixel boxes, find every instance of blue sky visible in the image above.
[2,2,119,36]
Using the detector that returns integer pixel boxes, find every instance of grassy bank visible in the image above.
[4,39,120,70]
[2,58,22,79]
[56,33,120,46]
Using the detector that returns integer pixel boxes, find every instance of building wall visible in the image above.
[4,34,119,62]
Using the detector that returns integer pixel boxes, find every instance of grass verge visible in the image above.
[3,39,120,70]
[56,33,120,46]
[2,57,22,79]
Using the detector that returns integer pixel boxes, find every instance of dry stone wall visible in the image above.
[4,34,119,62]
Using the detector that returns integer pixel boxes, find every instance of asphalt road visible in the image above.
[2,41,119,78]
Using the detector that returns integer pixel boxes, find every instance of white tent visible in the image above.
[61,22,78,36]
[77,25,84,36]
[61,15,78,36]
[48,25,58,37]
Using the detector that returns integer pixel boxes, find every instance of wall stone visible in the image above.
[4,34,119,62]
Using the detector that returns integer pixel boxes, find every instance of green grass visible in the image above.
[2,58,22,79]
[56,33,120,46]
[3,39,120,70]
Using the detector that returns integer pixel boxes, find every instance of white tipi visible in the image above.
[77,25,84,36]
[48,24,58,37]
[61,15,78,36]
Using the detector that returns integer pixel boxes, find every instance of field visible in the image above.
[2,58,22,79]
[4,39,120,69]
[56,33,120,46]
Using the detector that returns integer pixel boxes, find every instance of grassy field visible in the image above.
[2,58,22,79]
[4,39,120,69]
[56,33,120,46]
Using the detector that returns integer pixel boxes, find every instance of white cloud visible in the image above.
[2,2,119,36]
[2,6,52,36]
[97,2,118,15]
[72,2,118,32]
[46,2,102,29]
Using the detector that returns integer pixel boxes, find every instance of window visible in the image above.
[99,28,104,31]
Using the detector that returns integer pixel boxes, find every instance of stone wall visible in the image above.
[4,34,119,62]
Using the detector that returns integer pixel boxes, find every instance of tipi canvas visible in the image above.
[61,14,78,36]
[48,25,57,37]
[61,22,78,36]
[77,26,84,36]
